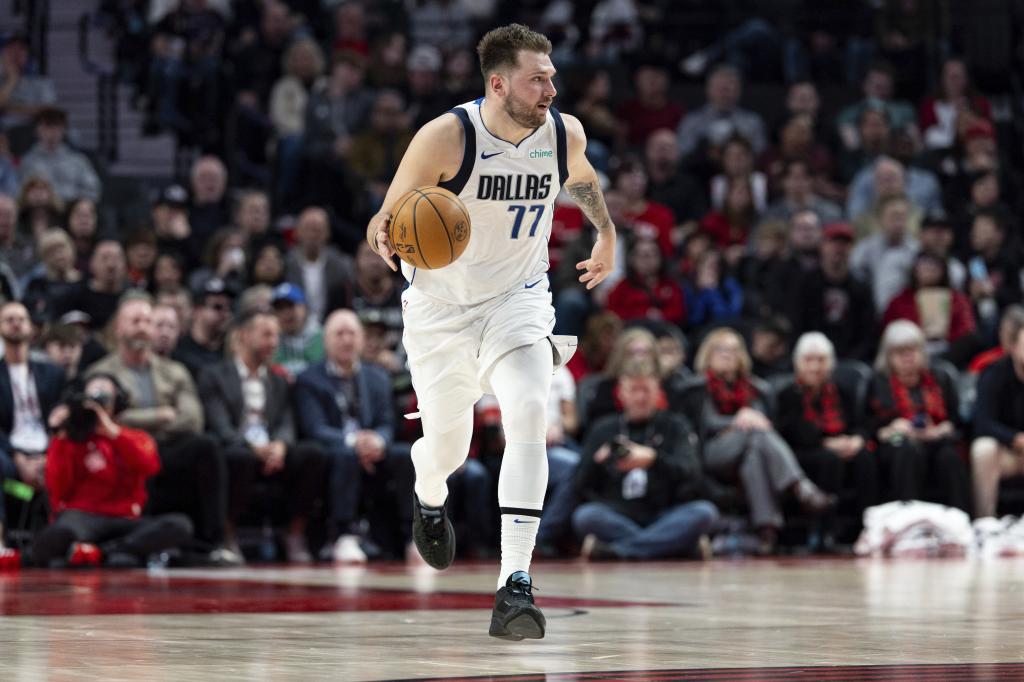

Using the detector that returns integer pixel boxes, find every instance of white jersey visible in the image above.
[400,98,569,305]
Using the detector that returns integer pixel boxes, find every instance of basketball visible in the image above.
[388,186,472,270]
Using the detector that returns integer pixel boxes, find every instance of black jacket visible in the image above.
[973,356,1024,448]
[775,381,866,451]
[0,359,66,455]
[865,370,961,439]
[796,268,877,362]
[197,359,294,449]
[575,411,704,526]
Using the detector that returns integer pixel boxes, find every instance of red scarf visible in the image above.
[888,371,947,424]
[706,371,756,415]
[798,380,846,436]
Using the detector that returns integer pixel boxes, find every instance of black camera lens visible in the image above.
[86,391,113,405]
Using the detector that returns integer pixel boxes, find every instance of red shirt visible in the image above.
[616,99,686,146]
[624,201,676,256]
[548,202,585,272]
[918,95,992,132]
[882,288,977,343]
[46,427,161,519]
[699,211,751,248]
[606,276,687,328]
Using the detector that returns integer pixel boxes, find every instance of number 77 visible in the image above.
[508,204,545,239]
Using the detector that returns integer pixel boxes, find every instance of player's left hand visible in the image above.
[577,231,615,290]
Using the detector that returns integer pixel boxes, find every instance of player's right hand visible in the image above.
[367,211,398,272]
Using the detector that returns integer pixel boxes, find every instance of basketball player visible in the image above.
[366,24,616,640]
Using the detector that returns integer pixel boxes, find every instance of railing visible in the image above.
[77,10,118,163]
[20,0,49,75]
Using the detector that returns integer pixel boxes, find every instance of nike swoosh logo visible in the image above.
[524,279,544,289]
[512,518,535,524]
[480,151,504,159]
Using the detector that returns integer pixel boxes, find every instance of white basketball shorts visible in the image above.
[401,279,577,417]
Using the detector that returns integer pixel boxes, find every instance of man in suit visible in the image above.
[285,207,354,323]
[198,310,327,563]
[0,301,65,549]
[87,295,240,565]
[295,309,413,562]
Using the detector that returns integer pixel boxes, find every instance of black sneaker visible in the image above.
[489,571,546,641]
[411,494,455,570]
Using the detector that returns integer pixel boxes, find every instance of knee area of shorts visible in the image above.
[971,437,1000,463]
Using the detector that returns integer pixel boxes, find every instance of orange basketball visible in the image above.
[388,186,471,270]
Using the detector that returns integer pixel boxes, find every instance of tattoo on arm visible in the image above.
[566,180,613,232]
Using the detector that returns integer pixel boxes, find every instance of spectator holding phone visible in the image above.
[867,321,970,512]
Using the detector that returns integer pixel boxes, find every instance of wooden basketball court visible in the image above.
[2,558,1023,680]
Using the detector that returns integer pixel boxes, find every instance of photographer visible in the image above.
[573,358,719,561]
[16,374,192,568]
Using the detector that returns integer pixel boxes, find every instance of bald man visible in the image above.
[293,309,414,562]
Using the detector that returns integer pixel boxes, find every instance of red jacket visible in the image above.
[606,276,687,328]
[882,288,976,343]
[699,211,751,249]
[624,201,676,256]
[46,427,161,518]
[918,95,992,133]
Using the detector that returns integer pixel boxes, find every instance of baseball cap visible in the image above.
[155,183,189,208]
[822,223,854,242]
[271,283,306,306]
[195,276,236,302]
[407,45,442,72]
[58,310,92,327]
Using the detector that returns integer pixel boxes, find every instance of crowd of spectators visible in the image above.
[3,0,1024,566]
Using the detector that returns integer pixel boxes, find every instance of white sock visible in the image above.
[497,440,548,588]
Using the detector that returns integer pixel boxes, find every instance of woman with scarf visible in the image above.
[867,321,970,512]
[688,328,834,554]
[776,333,879,544]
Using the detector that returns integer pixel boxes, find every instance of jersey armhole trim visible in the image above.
[438,108,475,196]
[551,106,569,187]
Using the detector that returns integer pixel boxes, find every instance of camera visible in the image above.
[608,437,631,462]
[63,390,113,442]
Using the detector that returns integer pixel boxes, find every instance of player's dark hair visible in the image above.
[476,24,552,78]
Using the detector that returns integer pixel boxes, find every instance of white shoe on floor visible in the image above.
[332,534,368,563]
[209,546,245,566]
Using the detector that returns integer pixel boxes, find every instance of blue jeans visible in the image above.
[572,500,719,559]
[537,445,581,544]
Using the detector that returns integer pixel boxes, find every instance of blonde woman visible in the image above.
[22,228,81,321]
[685,328,833,554]
[582,327,662,435]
